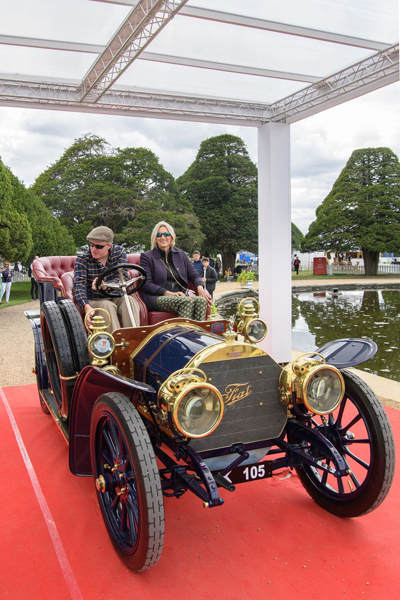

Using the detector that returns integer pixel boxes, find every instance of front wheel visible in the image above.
[90,392,165,571]
[295,370,395,517]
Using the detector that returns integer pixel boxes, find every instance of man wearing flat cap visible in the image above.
[73,226,140,332]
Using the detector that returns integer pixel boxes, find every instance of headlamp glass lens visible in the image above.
[89,332,115,359]
[175,386,223,437]
[247,319,267,342]
[305,367,344,414]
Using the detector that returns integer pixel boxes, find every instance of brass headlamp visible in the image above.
[236,297,267,344]
[279,353,345,415]
[85,309,115,367]
[158,368,224,438]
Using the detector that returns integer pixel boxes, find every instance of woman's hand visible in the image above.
[197,286,212,306]
[165,291,185,297]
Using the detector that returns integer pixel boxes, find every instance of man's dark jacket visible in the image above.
[202,266,218,295]
[140,247,203,311]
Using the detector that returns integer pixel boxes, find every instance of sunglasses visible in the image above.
[89,242,108,250]
[156,232,171,238]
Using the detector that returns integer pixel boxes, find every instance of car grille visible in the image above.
[189,354,287,453]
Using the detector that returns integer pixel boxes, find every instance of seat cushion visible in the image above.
[148,311,179,325]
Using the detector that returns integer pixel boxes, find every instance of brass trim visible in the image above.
[186,340,266,369]
[243,318,267,343]
[171,382,224,439]
[88,331,116,364]
[59,373,78,381]
[238,297,260,317]
[303,365,345,415]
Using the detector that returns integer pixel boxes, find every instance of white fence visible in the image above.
[11,271,30,282]
[331,264,400,275]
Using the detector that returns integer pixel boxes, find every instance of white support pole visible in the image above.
[257,122,291,363]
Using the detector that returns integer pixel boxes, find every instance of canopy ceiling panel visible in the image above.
[0,46,95,80]
[194,0,398,42]
[145,16,373,75]
[0,0,131,44]
[0,0,398,125]
[117,61,306,103]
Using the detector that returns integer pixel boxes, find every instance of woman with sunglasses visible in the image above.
[0,261,13,304]
[74,226,140,332]
[140,221,211,320]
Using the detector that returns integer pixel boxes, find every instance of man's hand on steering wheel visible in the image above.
[95,263,147,298]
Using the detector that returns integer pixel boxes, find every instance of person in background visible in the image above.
[293,254,301,275]
[192,250,203,274]
[140,221,211,320]
[215,257,222,281]
[28,255,39,301]
[208,255,215,269]
[0,261,13,304]
[201,257,218,300]
[74,226,140,333]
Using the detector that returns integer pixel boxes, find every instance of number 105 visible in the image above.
[243,464,266,480]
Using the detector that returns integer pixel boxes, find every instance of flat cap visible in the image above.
[86,226,114,243]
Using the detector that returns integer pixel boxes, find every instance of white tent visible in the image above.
[0,0,398,360]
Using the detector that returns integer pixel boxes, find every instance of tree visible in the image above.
[0,160,32,262]
[301,148,400,275]
[31,134,203,253]
[292,223,304,250]
[0,157,75,263]
[177,135,258,271]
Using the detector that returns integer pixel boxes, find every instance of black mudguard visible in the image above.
[69,365,156,476]
[314,338,378,369]
[24,310,49,391]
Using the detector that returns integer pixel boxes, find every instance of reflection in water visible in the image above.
[217,289,400,382]
[292,289,400,382]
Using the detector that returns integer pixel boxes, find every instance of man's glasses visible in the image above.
[156,232,171,238]
[89,242,108,250]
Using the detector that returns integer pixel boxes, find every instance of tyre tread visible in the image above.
[93,392,165,571]
[341,369,396,515]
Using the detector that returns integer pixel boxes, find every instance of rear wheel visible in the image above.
[58,299,90,372]
[295,370,395,517]
[90,392,165,571]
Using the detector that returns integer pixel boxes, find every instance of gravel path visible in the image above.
[0,300,40,387]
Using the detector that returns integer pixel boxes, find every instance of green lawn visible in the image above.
[0,282,36,309]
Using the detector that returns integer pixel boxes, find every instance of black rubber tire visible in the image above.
[40,301,76,411]
[295,369,395,517]
[58,299,90,372]
[32,322,50,414]
[90,392,165,571]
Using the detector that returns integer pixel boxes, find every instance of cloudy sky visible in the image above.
[0,80,399,235]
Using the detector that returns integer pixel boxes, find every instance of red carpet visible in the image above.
[1,384,399,600]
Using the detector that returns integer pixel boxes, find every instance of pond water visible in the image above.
[217,289,400,382]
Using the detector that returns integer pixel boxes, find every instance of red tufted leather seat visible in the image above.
[32,254,181,326]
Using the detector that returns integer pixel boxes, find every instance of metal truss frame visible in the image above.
[79,0,189,102]
[0,45,397,126]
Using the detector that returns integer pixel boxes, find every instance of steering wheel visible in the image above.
[95,263,147,298]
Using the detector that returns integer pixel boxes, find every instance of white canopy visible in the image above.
[0,0,398,361]
[0,0,397,125]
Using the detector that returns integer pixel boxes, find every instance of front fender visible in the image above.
[69,365,156,476]
[314,338,377,369]
[24,310,49,391]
